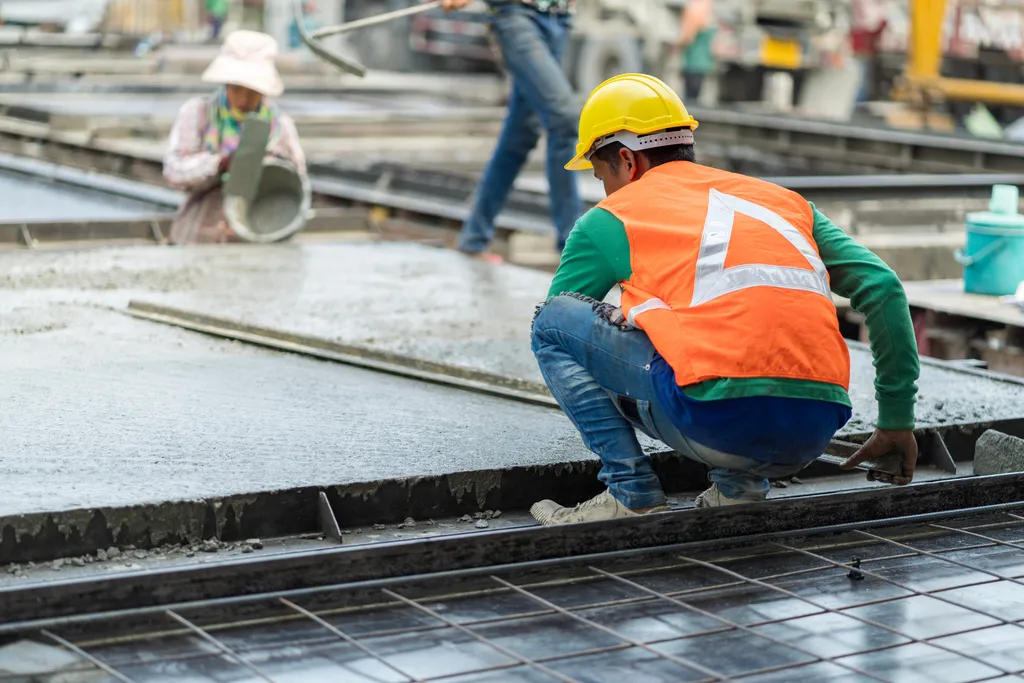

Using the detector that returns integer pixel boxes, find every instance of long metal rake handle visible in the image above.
[311,0,444,40]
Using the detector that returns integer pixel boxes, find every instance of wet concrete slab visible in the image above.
[128,242,1024,435]
[0,168,167,221]
[0,245,601,516]
[0,307,595,516]
[3,241,1020,519]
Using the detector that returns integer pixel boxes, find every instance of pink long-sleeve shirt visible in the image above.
[163,95,307,244]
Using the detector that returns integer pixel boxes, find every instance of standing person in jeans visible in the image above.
[674,0,715,103]
[530,73,920,525]
[443,0,583,263]
[207,0,230,41]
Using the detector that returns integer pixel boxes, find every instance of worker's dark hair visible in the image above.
[592,140,695,172]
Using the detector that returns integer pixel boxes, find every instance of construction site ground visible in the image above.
[1,61,1024,682]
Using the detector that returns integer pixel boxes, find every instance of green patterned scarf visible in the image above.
[202,88,279,156]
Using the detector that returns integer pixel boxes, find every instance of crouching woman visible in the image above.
[163,31,306,244]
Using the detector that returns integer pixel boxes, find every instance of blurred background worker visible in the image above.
[442,0,582,263]
[163,30,306,245]
[530,74,921,525]
[850,0,887,104]
[674,0,716,103]
[206,0,230,41]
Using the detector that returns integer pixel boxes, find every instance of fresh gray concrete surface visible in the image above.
[133,242,1024,435]
[0,168,166,220]
[0,244,595,517]
[0,307,592,516]
[2,242,1019,518]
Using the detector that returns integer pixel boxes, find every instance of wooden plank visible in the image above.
[903,279,1024,328]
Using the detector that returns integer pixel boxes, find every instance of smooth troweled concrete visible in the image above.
[0,244,595,516]
[132,242,1024,434]
[0,307,593,516]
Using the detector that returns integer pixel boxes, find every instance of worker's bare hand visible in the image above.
[840,429,918,486]
[441,0,472,12]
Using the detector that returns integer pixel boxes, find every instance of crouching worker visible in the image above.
[163,31,306,244]
[530,74,921,525]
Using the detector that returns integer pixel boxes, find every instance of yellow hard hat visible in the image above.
[565,73,699,171]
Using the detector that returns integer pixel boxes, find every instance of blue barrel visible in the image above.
[957,185,1024,296]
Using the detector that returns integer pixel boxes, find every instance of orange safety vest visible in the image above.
[599,161,851,390]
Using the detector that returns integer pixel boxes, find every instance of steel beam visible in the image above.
[2,473,1023,629]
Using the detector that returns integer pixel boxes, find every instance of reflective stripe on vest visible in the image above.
[692,189,831,307]
[626,296,670,326]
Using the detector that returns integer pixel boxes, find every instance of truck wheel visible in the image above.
[573,36,643,95]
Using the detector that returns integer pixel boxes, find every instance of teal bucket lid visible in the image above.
[966,184,1024,229]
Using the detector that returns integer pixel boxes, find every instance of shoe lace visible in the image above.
[568,492,612,516]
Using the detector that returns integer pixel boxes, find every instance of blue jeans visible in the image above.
[531,295,809,509]
[458,5,582,254]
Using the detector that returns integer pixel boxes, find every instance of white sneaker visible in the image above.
[530,489,668,526]
[693,483,759,508]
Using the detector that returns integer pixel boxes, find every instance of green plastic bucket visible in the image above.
[957,185,1024,296]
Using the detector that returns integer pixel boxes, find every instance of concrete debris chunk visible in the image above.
[51,559,64,570]
[490,510,502,519]
[71,557,86,567]
[246,538,264,550]
[473,512,486,520]
[457,515,473,523]
[790,476,804,485]
[133,550,148,560]
[106,547,120,559]
[475,520,490,529]
[401,517,416,529]
[242,547,254,554]
[771,480,788,489]
[200,540,220,553]
[96,549,108,562]
[974,430,1024,475]
[373,523,386,531]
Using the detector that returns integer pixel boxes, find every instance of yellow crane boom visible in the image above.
[898,0,1024,107]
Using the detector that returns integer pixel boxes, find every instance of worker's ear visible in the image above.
[618,148,640,181]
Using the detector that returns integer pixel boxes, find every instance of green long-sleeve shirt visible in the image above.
[548,204,920,430]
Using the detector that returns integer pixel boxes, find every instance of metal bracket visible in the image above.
[18,223,35,248]
[318,491,343,544]
[922,431,957,474]
[149,220,165,244]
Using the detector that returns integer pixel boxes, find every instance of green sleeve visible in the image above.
[812,205,920,430]
[547,207,633,300]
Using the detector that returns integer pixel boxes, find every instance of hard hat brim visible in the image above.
[564,153,593,171]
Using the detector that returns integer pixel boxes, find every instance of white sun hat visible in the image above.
[201,30,285,98]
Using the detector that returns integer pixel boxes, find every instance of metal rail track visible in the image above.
[2,474,1023,626]
[690,106,1024,173]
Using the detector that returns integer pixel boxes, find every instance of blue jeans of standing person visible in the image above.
[458,5,582,255]
[531,295,816,509]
